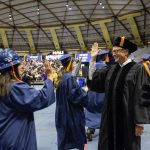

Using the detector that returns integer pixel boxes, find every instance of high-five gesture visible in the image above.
[44,60,53,81]
[91,42,100,60]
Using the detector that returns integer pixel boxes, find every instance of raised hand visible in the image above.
[44,60,53,81]
[91,42,100,59]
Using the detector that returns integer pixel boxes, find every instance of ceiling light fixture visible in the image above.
[99,2,102,5]
[65,4,69,7]
[69,7,72,10]
[102,6,105,9]
[37,8,40,15]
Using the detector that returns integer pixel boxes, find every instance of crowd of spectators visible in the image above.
[21,59,62,84]
[21,53,150,86]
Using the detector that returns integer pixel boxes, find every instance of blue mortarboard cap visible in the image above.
[0,48,22,71]
[96,50,109,63]
[98,50,109,55]
[59,54,71,67]
[142,53,150,60]
[95,61,107,69]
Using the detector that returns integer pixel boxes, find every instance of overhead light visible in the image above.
[69,7,72,10]
[99,2,102,5]
[102,6,105,9]
[37,8,40,15]
[65,4,69,7]
[9,14,11,17]
[9,17,12,20]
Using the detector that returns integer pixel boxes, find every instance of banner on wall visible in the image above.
[52,51,64,55]
[45,54,63,60]
[26,54,41,61]
[75,53,91,62]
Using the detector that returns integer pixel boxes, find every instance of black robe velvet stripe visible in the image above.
[113,62,136,150]
[104,62,137,150]
[105,64,121,150]
[90,62,150,150]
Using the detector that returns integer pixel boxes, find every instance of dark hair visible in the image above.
[0,64,20,97]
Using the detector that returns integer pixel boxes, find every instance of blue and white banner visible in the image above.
[76,53,91,62]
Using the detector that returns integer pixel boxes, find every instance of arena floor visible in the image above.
[34,85,150,150]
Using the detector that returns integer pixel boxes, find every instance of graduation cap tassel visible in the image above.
[65,58,72,72]
[143,62,150,76]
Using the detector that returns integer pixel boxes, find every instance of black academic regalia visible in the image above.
[91,62,150,150]
[55,73,88,150]
[0,79,55,150]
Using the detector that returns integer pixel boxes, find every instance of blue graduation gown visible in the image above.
[0,79,55,150]
[55,73,88,150]
[85,91,104,129]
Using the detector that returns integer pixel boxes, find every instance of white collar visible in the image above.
[119,58,132,67]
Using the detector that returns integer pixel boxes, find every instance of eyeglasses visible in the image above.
[112,48,124,54]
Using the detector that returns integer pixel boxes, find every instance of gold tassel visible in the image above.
[65,58,72,72]
[143,62,150,76]
[120,36,125,47]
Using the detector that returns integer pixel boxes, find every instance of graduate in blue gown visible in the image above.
[85,61,106,141]
[0,49,55,150]
[54,54,88,150]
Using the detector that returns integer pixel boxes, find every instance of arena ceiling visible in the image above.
[0,0,150,54]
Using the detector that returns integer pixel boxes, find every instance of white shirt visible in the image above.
[119,58,132,67]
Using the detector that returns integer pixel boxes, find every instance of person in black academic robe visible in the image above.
[89,37,150,150]
[55,54,88,150]
[0,49,55,150]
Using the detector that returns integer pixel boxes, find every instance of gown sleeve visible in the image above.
[9,79,55,112]
[91,66,110,93]
[89,60,96,80]
[67,76,88,107]
[134,65,150,124]
[86,91,105,113]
